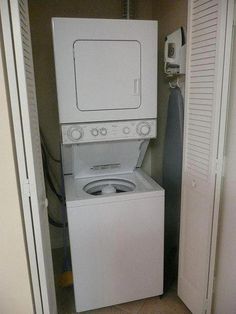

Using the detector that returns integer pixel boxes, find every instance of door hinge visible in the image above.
[222,156,226,177]
[204,298,209,313]
[212,275,216,294]
[23,178,31,197]
[215,158,226,176]
[45,198,48,209]
[215,158,222,175]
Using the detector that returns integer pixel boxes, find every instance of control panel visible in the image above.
[61,119,156,144]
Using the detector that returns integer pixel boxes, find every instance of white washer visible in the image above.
[59,115,164,313]
[65,169,164,312]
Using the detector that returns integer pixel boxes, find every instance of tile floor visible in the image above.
[53,249,191,314]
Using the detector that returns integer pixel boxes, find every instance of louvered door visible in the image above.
[0,0,57,313]
[178,0,234,313]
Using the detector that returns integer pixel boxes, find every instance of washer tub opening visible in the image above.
[84,179,136,196]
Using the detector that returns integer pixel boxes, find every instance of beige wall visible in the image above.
[28,0,153,247]
[151,0,188,182]
[213,27,236,314]
[0,31,34,313]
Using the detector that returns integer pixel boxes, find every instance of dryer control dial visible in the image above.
[67,126,83,141]
[136,121,151,136]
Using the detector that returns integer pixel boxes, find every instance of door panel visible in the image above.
[179,175,214,313]
[1,1,57,313]
[178,0,234,313]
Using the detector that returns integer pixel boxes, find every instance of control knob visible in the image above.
[67,126,83,142]
[123,126,131,135]
[136,121,151,136]
[100,128,107,136]
[91,128,99,136]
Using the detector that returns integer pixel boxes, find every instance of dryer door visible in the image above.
[74,40,141,112]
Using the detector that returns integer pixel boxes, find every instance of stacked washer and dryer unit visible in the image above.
[52,18,164,313]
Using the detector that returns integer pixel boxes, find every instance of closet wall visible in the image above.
[151,0,188,182]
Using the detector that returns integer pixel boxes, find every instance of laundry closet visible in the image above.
[0,0,235,314]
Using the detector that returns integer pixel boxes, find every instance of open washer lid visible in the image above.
[72,139,149,178]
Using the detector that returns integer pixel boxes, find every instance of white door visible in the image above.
[178,0,234,313]
[0,1,57,313]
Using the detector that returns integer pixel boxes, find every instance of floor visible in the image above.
[52,249,191,314]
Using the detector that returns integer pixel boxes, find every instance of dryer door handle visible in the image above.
[134,78,140,96]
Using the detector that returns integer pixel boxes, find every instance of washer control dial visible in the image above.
[91,128,99,136]
[136,121,151,136]
[67,126,83,141]
[100,128,107,136]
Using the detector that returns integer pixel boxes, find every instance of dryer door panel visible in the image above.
[74,40,141,111]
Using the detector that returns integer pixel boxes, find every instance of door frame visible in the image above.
[1,0,235,313]
[206,1,235,313]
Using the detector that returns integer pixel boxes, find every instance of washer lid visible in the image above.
[72,139,149,178]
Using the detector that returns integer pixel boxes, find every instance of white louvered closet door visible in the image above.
[1,0,57,313]
[178,0,234,313]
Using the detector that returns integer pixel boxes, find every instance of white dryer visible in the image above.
[52,18,157,124]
